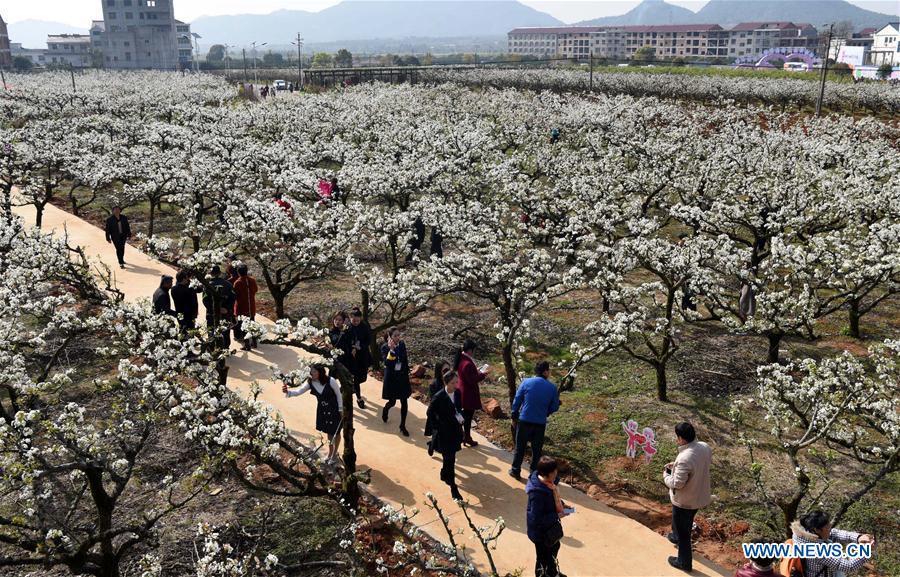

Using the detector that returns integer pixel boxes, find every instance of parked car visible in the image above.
[274,80,288,90]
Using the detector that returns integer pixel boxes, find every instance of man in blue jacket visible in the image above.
[509,361,561,480]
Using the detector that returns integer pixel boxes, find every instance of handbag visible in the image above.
[542,520,564,547]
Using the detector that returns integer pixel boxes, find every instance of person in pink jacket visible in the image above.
[452,339,489,447]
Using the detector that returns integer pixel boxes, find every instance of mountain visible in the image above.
[577,0,695,27]
[694,0,898,30]
[192,1,562,47]
[8,20,88,49]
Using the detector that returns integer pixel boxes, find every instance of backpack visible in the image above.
[780,539,805,577]
[779,539,827,577]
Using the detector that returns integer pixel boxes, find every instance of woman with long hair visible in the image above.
[381,327,411,437]
[425,369,464,501]
[452,339,489,447]
[282,364,343,464]
[328,310,352,369]
[348,307,371,409]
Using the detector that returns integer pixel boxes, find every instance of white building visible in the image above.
[869,22,899,66]
[46,34,93,68]
[97,0,192,70]
[10,42,48,67]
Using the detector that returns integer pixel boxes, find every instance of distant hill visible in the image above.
[578,0,695,27]
[8,20,88,49]
[192,1,562,47]
[694,0,897,29]
[575,0,897,30]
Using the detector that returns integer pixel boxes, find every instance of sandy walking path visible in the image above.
[14,202,730,577]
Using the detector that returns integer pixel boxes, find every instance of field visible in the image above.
[2,69,899,576]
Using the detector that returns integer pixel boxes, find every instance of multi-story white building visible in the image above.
[507,27,567,58]
[508,22,819,62]
[96,0,191,70]
[869,22,899,66]
[727,22,818,59]
[46,34,93,68]
[10,42,48,67]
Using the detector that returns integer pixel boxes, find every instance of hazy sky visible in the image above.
[4,0,898,27]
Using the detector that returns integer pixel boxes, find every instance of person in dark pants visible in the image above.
[429,226,443,259]
[426,361,456,456]
[152,275,176,316]
[509,361,561,480]
[381,327,411,436]
[232,264,259,351]
[407,216,426,262]
[664,422,712,573]
[104,206,131,269]
[329,310,353,368]
[425,369,464,501]
[526,456,569,577]
[203,265,236,350]
[171,270,201,336]
[348,307,371,409]
[453,339,489,447]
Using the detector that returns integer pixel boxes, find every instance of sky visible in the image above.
[3,0,898,27]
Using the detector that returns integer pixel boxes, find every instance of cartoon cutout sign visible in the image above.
[622,420,658,463]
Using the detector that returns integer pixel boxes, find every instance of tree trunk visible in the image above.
[332,361,359,510]
[848,297,861,339]
[273,291,286,320]
[767,332,783,364]
[501,342,517,403]
[148,201,156,239]
[35,205,44,229]
[654,362,668,403]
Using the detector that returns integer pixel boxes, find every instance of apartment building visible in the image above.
[508,22,819,62]
[96,0,191,70]
[508,27,571,58]
[727,22,818,59]
[46,34,93,68]
[0,14,11,69]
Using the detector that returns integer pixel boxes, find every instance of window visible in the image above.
[125,52,131,61]
[125,12,133,19]
[108,12,117,19]
[107,0,115,5]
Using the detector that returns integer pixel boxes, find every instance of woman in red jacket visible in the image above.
[233,264,259,351]
[452,339,489,447]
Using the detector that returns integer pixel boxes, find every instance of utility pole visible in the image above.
[0,67,6,91]
[590,53,594,90]
[816,23,834,117]
[242,48,247,83]
[69,64,76,93]
[292,33,304,90]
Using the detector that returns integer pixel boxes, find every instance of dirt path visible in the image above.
[15,202,730,577]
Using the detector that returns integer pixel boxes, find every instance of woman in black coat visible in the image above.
[348,307,371,409]
[329,311,353,368]
[381,327,411,436]
[425,369,464,501]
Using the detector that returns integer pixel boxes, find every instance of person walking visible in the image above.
[735,539,784,577]
[152,275,176,317]
[381,328,411,436]
[425,369,464,501]
[407,216,426,263]
[282,364,344,464]
[426,361,456,456]
[453,339,488,447]
[348,307,371,409]
[104,206,131,269]
[232,264,259,351]
[171,270,201,335]
[429,226,443,259]
[509,361,561,480]
[788,510,874,577]
[663,422,712,573]
[526,456,569,577]
[203,265,236,350]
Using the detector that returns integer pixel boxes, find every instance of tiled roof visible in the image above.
[509,27,602,35]
[731,22,799,31]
